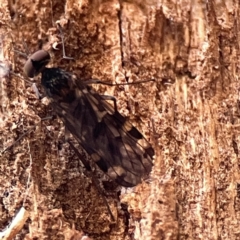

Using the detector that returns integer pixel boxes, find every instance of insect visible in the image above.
[23,50,154,187]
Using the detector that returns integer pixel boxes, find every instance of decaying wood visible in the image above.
[1,0,240,239]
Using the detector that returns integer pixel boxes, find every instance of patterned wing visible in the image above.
[41,67,154,187]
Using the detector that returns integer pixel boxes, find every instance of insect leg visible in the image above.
[10,71,33,84]
[90,177,115,221]
[56,23,74,60]
[1,127,35,154]
[67,139,115,221]
[1,116,53,154]
[66,139,91,171]
[100,95,118,112]
[84,78,155,86]
[13,49,28,58]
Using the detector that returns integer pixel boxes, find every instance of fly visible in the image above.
[23,50,154,187]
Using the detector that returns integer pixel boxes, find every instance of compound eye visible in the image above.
[24,50,50,78]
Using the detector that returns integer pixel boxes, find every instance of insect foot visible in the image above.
[24,50,155,187]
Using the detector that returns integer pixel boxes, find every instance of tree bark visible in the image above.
[0,0,240,239]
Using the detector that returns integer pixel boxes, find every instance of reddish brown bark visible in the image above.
[1,0,240,239]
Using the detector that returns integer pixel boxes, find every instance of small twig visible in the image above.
[0,207,29,240]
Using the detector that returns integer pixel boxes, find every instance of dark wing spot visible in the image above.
[112,111,126,123]
[144,146,155,158]
[128,127,143,139]
[93,121,106,138]
[108,140,120,156]
[95,157,108,172]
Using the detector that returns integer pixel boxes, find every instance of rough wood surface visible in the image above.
[0,0,240,239]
